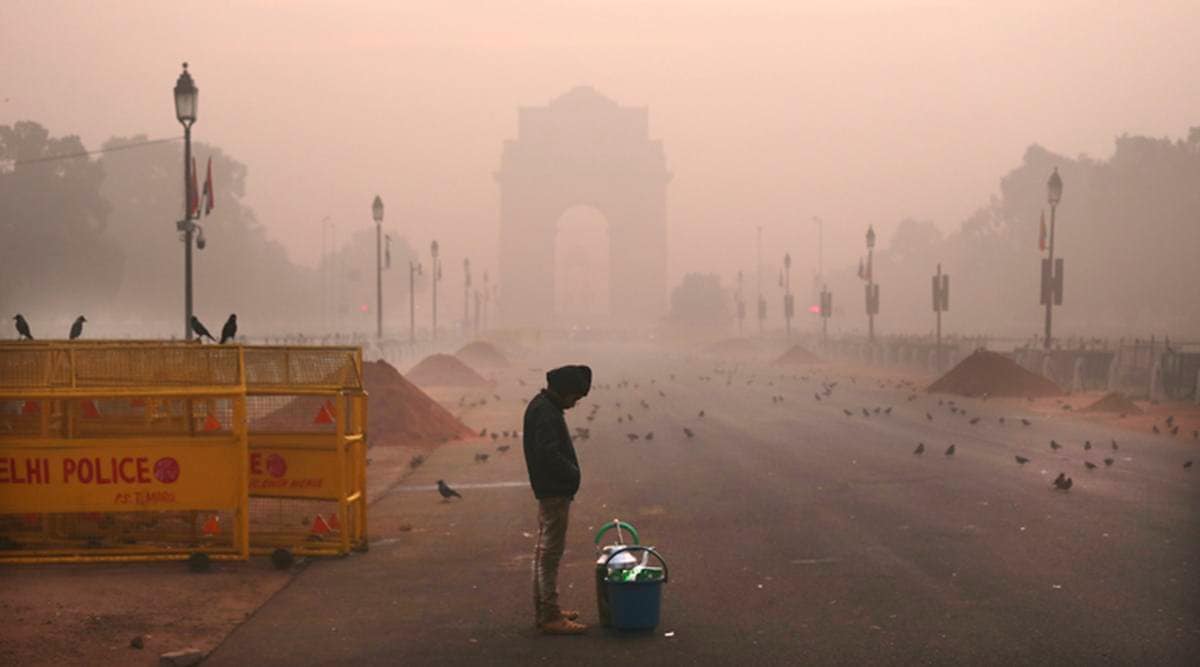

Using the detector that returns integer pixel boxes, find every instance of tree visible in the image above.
[668,273,731,334]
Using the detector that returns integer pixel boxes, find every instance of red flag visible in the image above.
[189,157,200,218]
[857,258,864,280]
[1038,210,1047,252]
[203,157,214,215]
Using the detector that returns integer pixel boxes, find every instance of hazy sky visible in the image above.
[4,0,1197,292]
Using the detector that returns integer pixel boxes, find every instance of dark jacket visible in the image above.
[523,389,580,499]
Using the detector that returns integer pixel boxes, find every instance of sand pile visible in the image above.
[927,349,1063,398]
[1083,392,1143,414]
[455,341,510,369]
[703,338,758,357]
[774,345,822,365]
[406,353,491,387]
[363,360,474,446]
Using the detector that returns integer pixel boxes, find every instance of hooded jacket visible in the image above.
[522,389,581,499]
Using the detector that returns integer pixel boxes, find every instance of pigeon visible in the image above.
[479,427,488,437]
[69,315,87,340]
[190,316,215,341]
[1170,425,1179,436]
[862,408,871,418]
[1185,461,1193,470]
[1083,441,1092,451]
[12,314,33,340]
[1050,440,1062,451]
[1052,473,1073,490]
[1111,440,1119,451]
[698,410,706,418]
[497,445,510,454]
[644,432,654,441]
[1015,455,1030,465]
[474,452,490,463]
[491,433,499,441]
[1103,457,1114,467]
[944,444,956,456]
[626,433,639,442]
[1021,419,1032,426]
[913,443,925,455]
[1084,461,1097,470]
[814,393,822,401]
[884,407,892,415]
[219,314,237,344]
[1152,425,1160,434]
[998,417,1006,424]
[683,427,694,439]
[969,417,981,425]
[1166,415,1175,426]
[926,412,934,421]
[436,480,462,501]
[844,409,854,417]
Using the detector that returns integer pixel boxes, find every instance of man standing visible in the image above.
[523,364,592,635]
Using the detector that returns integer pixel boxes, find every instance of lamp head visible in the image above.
[174,62,198,124]
[372,195,384,223]
[1047,167,1063,206]
[866,225,876,249]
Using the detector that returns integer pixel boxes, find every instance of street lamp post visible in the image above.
[430,240,440,341]
[865,225,878,343]
[372,196,384,339]
[820,285,832,344]
[173,63,201,340]
[409,259,423,344]
[1042,167,1064,350]
[756,226,765,335]
[482,271,490,332]
[813,216,823,335]
[736,270,745,337]
[783,253,793,338]
[463,258,471,336]
[932,263,950,373]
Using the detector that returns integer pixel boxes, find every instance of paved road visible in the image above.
[208,344,1200,666]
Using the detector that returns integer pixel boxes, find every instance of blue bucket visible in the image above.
[603,546,669,631]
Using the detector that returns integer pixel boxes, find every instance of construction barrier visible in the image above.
[0,343,250,563]
[243,346,368,557]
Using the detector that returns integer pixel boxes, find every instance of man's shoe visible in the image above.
[539,618,588,635]
[560,609,580,621]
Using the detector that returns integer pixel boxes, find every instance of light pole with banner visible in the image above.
[932,263,949,372]
[372,195,384,339]
[1041,167,1064,350]
[865,225,879,342]
[783,253,793,338]
[174,63,205,340]
[409,259,423,344]
[431,240,441,341]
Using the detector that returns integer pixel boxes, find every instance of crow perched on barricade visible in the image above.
[190,316,215,341]
[69,315,86,340]
[13,314,33,340]
[220,313,238,344]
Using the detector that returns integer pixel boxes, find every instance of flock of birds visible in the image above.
[433,354,1195,502]
[10,312,239,344]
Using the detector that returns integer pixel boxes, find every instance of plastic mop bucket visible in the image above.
[603,546,669,631]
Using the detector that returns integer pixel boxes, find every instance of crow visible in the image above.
[913,443,925,455]
[1015,455,1030,465]
[926,412,934,421]
[1050,440,1062,450]
[69,315,87,340]
[1103,457,1114,467]
[1152,425,1160,434]
[945,444,956,456]
[683,427,694,439]
[437,479,462,501]
[497,445,510,453]
[190,316,215,341]
[844,409,854,417]
[969,417,981,425]
[645,432,654,441]
[12,314,33,340]
[1021,419,1032,426]
[219,314,237,344]
[1083,441,1092,451]
[1084,461,1097,470]
[1111,440,1119,451]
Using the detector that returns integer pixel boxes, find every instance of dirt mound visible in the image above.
[455,341,510,369]
[1083,392,1143,414]
[927,349,1063,398]
[703,338,758,357]
[363,360,474,446]
[405,354,491,387]
[774,345,822,365]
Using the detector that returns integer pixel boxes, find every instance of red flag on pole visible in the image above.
[203,157,214,215]
[189,157,200,218]
[857,258,864,280]
[1038,210,1047,252]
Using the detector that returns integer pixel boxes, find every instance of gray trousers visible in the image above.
[533,496,571,624]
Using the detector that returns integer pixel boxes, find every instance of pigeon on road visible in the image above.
[1015,455,1030,465]
[69,315,86,340]
[913,443,925,455]
[1053,473,1073,490]
[220,314,238,344]
[1050,440,1062,451]
[683,427,694,439]
[437,480,462,501]
[1084,461,1097,470]
[12,314,33,340]
[497,445,511,453]
[1021,419,1032,426]
[1104,458,1114,467]
[945,444,956,456]
[190,316,216,341]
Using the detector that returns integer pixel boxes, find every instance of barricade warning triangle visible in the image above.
[81,399,101,418]
[327,513,341,530]
[202,514,221,536]
[311,515,332,535]
[313,400,335,425]
[21,401,40,415]
[204,413,222,431]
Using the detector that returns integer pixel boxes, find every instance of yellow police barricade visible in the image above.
[0,343,250,563]
[242,346,368,558]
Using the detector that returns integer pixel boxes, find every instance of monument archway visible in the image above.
[495,86,671,328]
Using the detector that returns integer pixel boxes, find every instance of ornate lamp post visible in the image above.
[173,63,203,340]
[865,225,878,342]
[463,257,472,335]
[1042,167,1064,350]
[736,270,745,337]
[372,195,384,339]
[430,240,440,341]
[783,253,793,338]
[409,258,423,344]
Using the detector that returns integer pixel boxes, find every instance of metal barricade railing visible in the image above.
[0,343,250,563]
[243,346,368,557]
